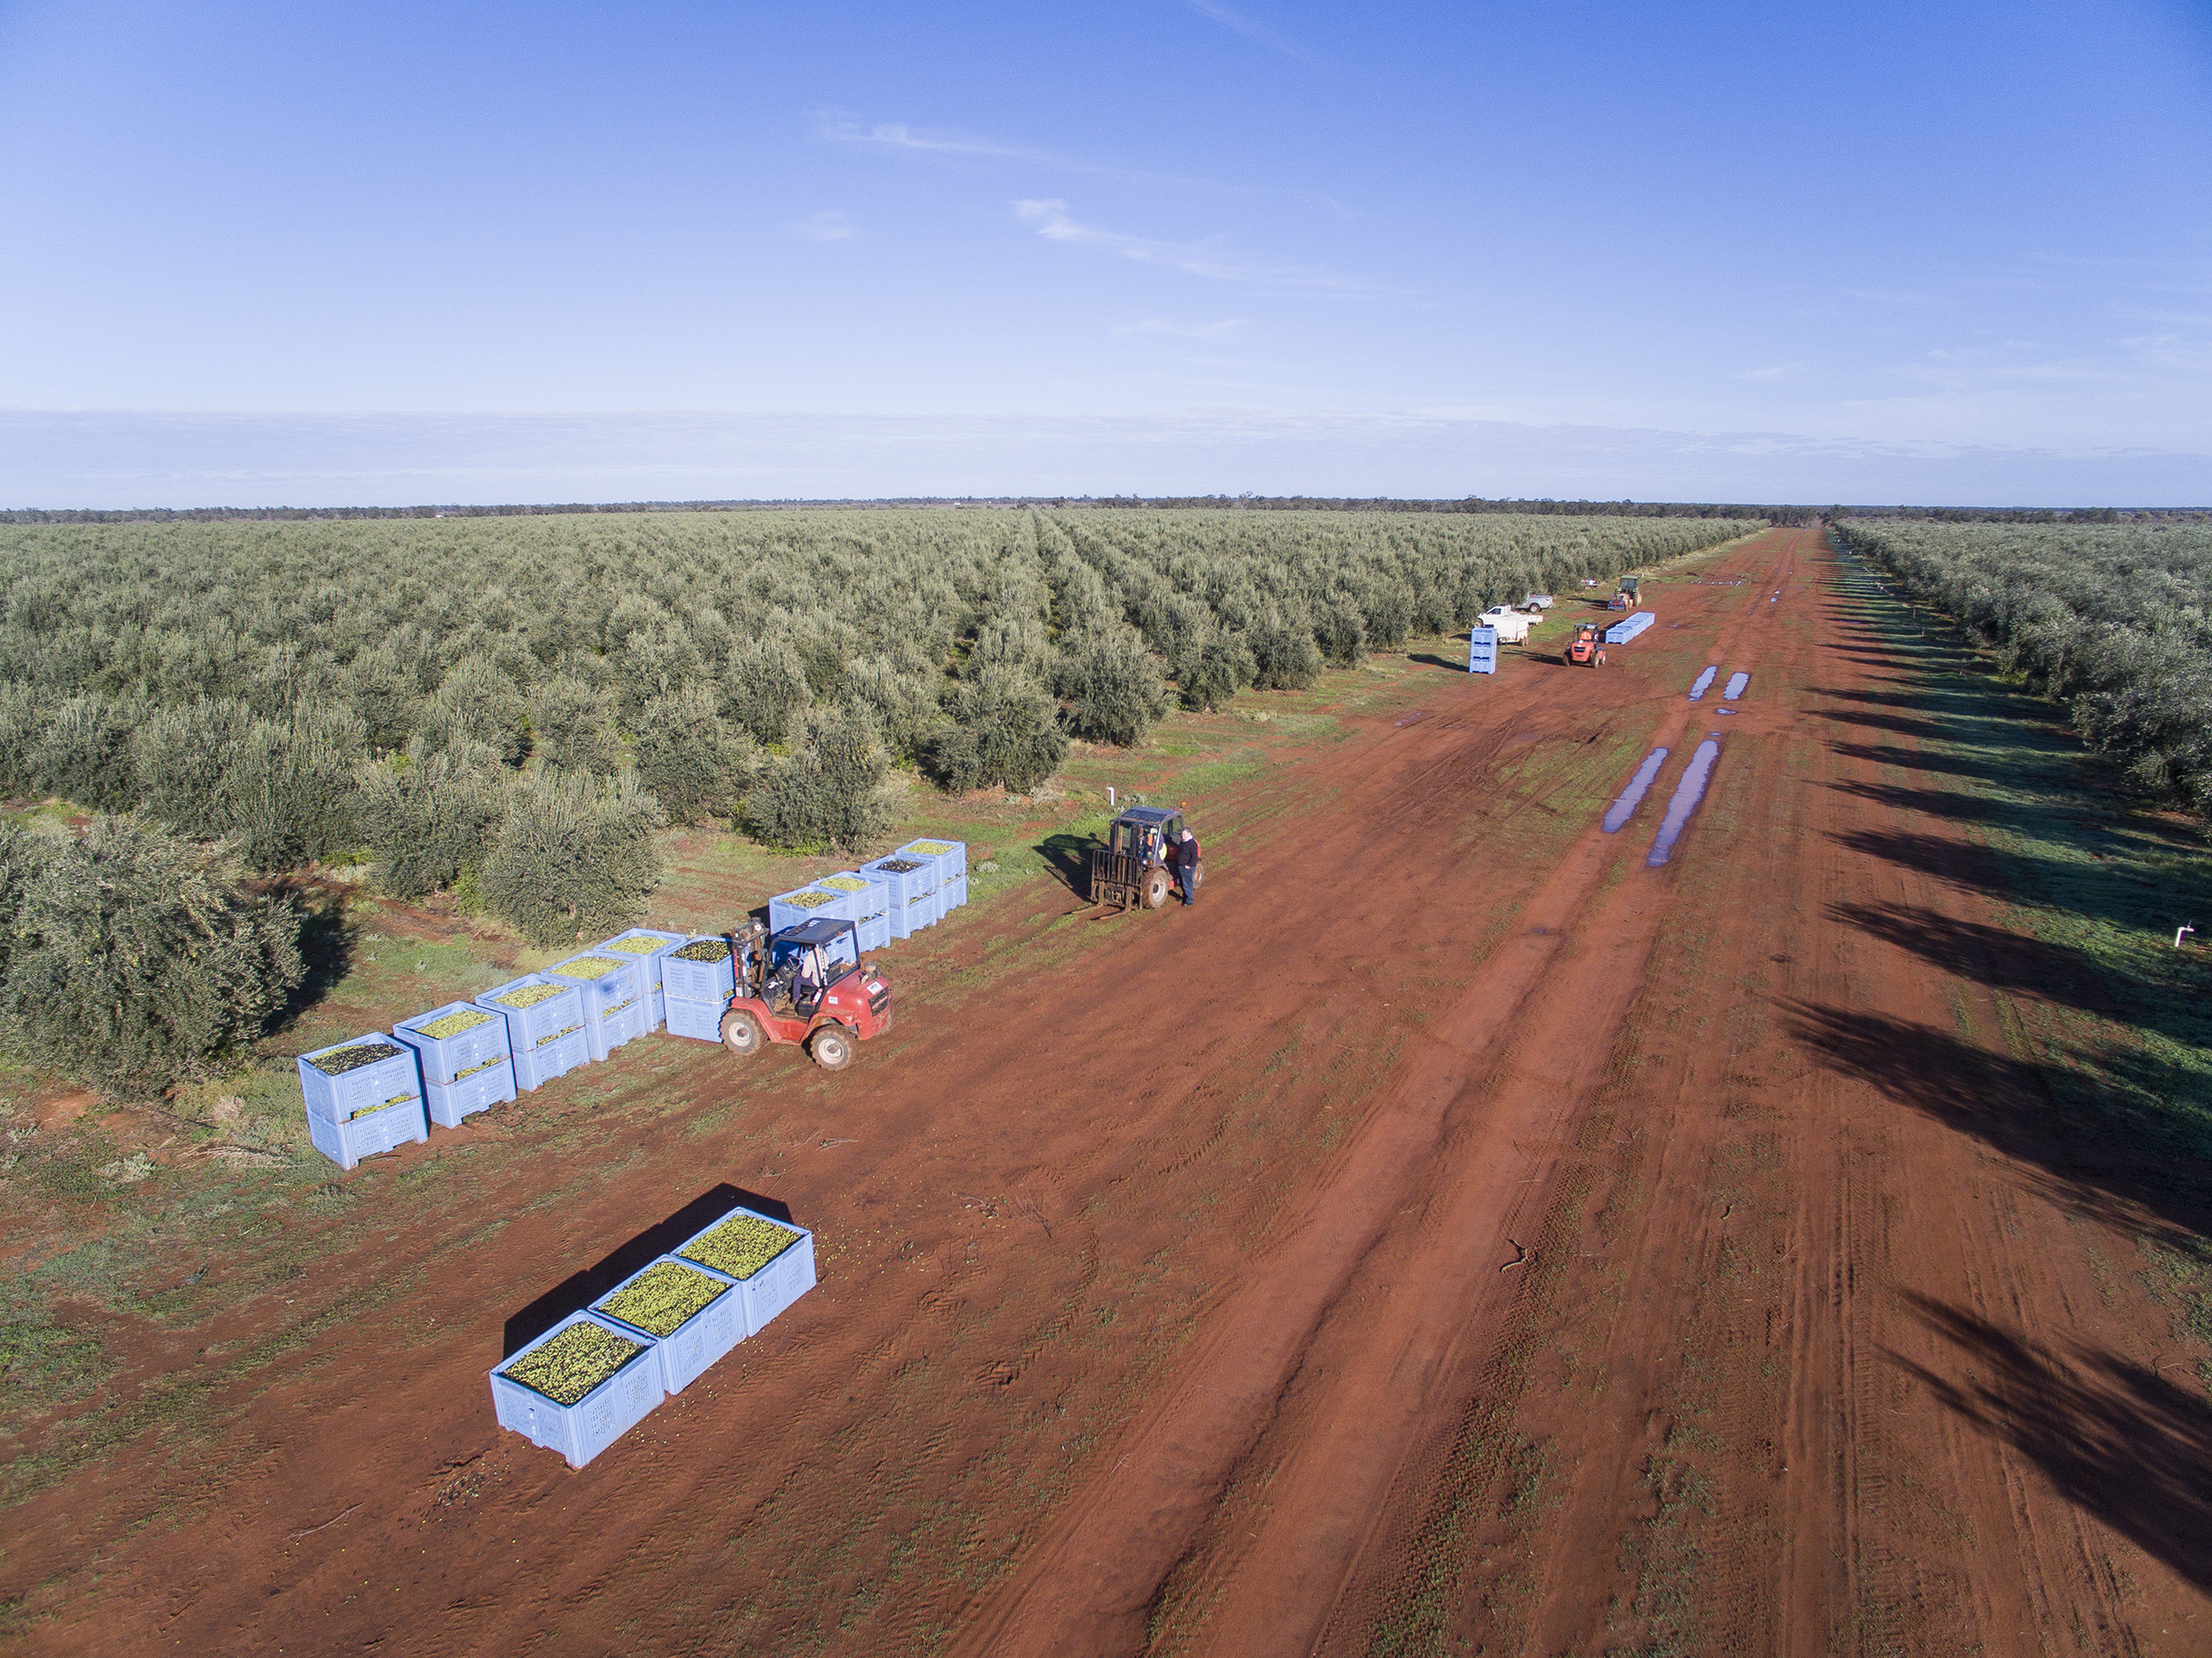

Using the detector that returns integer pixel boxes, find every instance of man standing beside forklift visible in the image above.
[1173,816,1201,907]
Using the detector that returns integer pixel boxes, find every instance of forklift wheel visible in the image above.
[720,1009,764,1056]
[1141,866,1172,910]
[809,1025,855,1071]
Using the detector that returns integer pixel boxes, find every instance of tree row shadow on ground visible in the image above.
[1814,558,2212,1594]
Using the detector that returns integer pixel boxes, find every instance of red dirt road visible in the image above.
[7,529,2206,1654]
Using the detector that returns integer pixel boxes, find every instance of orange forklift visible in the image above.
[1567,623,1608,667]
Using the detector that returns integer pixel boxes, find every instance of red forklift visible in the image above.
[1567,623,1608,667]
[718,917,891,1071]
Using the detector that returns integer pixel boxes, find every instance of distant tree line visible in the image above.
[4,497,1807,525]
[1833,518,2212,820]
[1832,507,2208,526]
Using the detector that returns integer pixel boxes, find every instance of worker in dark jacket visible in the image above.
[1174,825,1200,906]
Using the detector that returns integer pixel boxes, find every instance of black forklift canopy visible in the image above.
[773,917,858,949]
[1114,806,1182,828]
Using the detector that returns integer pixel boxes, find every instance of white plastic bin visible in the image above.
[297,1036,424,1124]
[663,995,725,1043]
[590,1256,747,1394]
[661,936,737,1003]
[475,975,586,1050]
[547,954,648,1064]
[768,885,856,933]
[488,1311,664,1470]
[511,1025,590,1092]
[672,1206,818,1337]
[305,1095,427,1171]
[390,1002,511,1086]
[423,1056,517,1127]
[816,871,892,951]
[896,838,967,882]
[596,929,687,1026]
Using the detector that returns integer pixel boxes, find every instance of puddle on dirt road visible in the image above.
[1687,667,1717,701]
[1723,672,1750,700]
[1394,710,1429,727]
[1647,736,1721,865]
[1602,748,1670,833]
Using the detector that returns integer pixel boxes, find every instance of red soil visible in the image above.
[6,528,2204,1654]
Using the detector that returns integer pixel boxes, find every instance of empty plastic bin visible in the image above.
[590,1256,747,1394]
[305,1094,427,1171]
[298,1036,425,1124]
[391,1002,511,1087]
[672,1206,818,1338]
[488,1311,664,1470]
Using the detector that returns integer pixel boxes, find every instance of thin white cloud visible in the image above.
[1734,363,1806,381]
[816,111,1352,213]
[1013,199,1380,294]
[1186,0,1317,64]
[818,116,1210,188]
[792,211,857,242]
[1113,318,1253,338]
[1846,288,1936,306]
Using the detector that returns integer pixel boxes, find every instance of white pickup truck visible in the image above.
[1477,606,1533,643]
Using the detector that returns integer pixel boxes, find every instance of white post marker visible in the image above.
[2178,925,2197,949]
[1108,787,1116,807]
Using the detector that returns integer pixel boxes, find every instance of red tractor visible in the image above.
[718,917,891,1071]
[1567,623,1608,667]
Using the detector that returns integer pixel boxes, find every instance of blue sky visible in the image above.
[3,0,2208,505]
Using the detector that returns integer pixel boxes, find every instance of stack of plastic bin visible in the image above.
[475,975,588,1091]
[1603,610,1656,645]
[549,952,649,1063]
[767,883,856,933]
[896,838,968,915]
[298,1035,428,1171]
[661,935,738,1043]
[596,928,686,1028]
[816,871,892,952]
[391,1002,515,1128]
[861,852,938,937]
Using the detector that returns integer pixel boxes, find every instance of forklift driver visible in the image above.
[769,945,826,1013]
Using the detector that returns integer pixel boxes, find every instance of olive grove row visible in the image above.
[0,507,1752,956]
[1833,518,2212,820]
